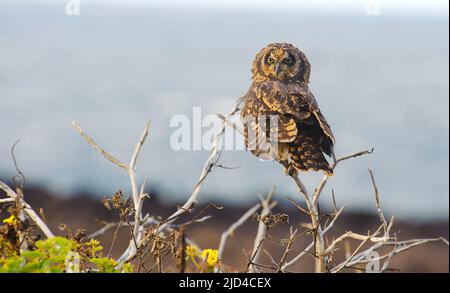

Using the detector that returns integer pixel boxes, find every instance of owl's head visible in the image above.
[251,43,311,83]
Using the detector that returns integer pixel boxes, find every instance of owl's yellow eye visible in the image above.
[267,57,275,65]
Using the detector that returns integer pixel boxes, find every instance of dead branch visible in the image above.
[331,237,448,273]
[289,173,326,272]
[248,188,277,273]
[281,206,345,271]
[277,227,298,272]
[324,230,391,256]
[218,202,262,263]
[119,123,151,264]
[332,226,383,273]
[0,198,15,204]
[287,149,373,272]
[313,149,373,207]
[71,120,152,266]
[325,169,448,273]
[71,121,129,170]
[217,114,245,136]
[156,99,242,234]
[0,181,55,238]
[368,169,388,236]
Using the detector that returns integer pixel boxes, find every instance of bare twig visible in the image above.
[381,237,398,272]
[0,198,15,204]
[217,114,245,136]
[286,196,314,216]
[326,169,448,273]
[330,237,448,273]
[313,149,373,207]
[11,139,25,188]
[248,188,277,273]
[70,121,128,170]
[368,169,388,236]
[277,227,298,272]
[293,149,372,272]
[331,189,338,214]
[218,202,262,263]
[71,120,152,266]
[281,206,345,271]
[263,249,279,270]
[10,140,28,251]
[0,181,54,238]
[156,99,242,234]
[332,226,382,273]
[324,230,391,256]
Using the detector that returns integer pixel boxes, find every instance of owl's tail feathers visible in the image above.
[289,134,333,176]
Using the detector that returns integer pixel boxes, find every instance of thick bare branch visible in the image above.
[117,122,151,265]
[289,173,326,272]
[72,120,152,267]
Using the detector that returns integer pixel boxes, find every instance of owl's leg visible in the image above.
[277,144,297,176]
[280,160,298,177]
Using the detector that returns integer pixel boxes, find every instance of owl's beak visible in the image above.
[275,63,282,76]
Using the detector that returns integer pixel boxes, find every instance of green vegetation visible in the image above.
[0,215,132,273]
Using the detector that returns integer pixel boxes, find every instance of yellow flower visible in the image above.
[186,245,199,257]
[86,238,102,257]
[201,249,218,266]
[2,215,17,225]
[86,239,100,246]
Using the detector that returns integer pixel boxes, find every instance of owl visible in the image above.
[241,43,335,176]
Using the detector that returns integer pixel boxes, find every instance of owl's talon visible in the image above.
[283,165,298,177]
[289,168,298,178]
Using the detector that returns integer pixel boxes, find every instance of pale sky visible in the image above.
[9,0,450,16]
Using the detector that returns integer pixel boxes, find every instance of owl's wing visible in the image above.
[242,87,294,160]
[255,81,335,155]
[243,85,298,144]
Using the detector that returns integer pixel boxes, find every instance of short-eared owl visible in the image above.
[241,43,335,175]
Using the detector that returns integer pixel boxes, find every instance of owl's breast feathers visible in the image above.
[242,80,335,174]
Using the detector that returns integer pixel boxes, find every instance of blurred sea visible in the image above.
[0,2,448,220]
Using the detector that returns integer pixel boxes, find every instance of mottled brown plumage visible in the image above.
[241,43,335,175]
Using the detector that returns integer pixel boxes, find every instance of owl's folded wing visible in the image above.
[255,81,335,150]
